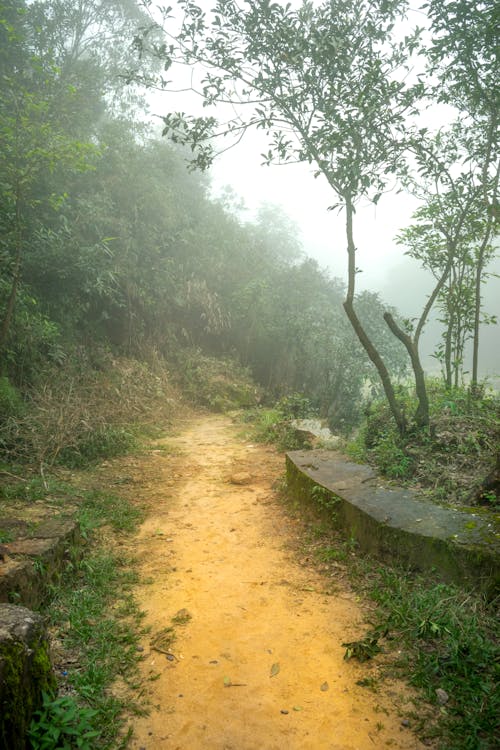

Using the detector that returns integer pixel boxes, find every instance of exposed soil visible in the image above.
[120,415,425,750]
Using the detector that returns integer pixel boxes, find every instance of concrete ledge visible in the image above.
[286,450,499,595]
[0,518,81,608]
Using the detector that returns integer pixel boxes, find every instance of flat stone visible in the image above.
[6,539,55,556]
[0,519,81,608]
[286,450,499,595]
[230,472,252,485]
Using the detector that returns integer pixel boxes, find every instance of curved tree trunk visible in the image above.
[343,195,406,436]
[383,313,430,429]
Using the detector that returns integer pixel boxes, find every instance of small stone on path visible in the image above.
[230,472,252,485]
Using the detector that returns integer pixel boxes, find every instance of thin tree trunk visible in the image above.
[444,314,453,389]
[0,187,22,366]
[473,115,499,388]
[383,313,430,428]
[343,195,406,436]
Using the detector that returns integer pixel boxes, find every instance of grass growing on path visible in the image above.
[366,568,499,749]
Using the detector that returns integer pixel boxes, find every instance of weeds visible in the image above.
[0,355,179,468]
[241,394,317,451]
[347,381,499,506]
[365,569,500,749]
[295,509,499,748]
[174,348,259,412]
[29,693,99,750]
[77,490,144,536]
[30,485,147,749]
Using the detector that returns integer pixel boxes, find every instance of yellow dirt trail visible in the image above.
[127,415,423,750]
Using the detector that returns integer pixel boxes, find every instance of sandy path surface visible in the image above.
[127,415,423,750]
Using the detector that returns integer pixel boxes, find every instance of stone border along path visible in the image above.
[286,450,499,596]
[0,517,81,608]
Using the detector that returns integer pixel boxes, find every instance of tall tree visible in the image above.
[0,1,95,363]
[137,0,422,434]
[424,0,499,386]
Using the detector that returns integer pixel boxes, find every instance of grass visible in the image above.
[77,489,145,536]
[346,381,500,507]
[29,484,147,749]
[367,570,500,749]
[238,404,313,451]
[281,494,500,750]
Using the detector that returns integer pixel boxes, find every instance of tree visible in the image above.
[136,0,423,434]
[0,2,95,364]
[424,0,499,387]
[397,177,495,388]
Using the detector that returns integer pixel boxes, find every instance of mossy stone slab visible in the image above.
[286,450,499,595]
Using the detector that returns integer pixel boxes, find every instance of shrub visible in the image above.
[29,692,99,750]
[174,348,260,411]
[0,376,24,420]
[0,354,178,467]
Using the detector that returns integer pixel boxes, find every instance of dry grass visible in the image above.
[0,353,182,468]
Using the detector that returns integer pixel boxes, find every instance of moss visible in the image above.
[286,454,499,596]
[0,632,55,749]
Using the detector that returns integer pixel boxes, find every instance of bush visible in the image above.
[29,692,99,750]
[0,376,24,420]
[347,380,500,504]
[0,354,179,467]
[174,348,260,411]
[57,427,136,469]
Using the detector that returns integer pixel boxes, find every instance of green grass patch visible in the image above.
[0,474,71,504]
[57,427,137,469]
[239,396,316,451]
[77,489,145,536]
[31,488,147,749]
[362,569,499,749]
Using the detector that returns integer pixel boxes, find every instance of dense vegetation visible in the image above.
[142,0,498,436]
[0,0,415,468]
[0,2,498,748]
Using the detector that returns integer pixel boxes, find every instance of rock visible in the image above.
[0,604,56,749]
[0,518,81,609]
[229,472,252,486]
[436,687,449,705]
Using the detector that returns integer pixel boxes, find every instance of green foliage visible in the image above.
[57,427,136,469]
[39,485,145,749]
[0,375,24,419]
[298,515,499,748]
[77,489,145,536]
[348,380,499,504]
[29,692,99,750]
[244,407,305,451]
[275,393,317,420]
[371,431,414,480]
[311,485,340,515]
[366,571,499,749]
[0,355,177,468]
[175,349,259,412]
[244,391,321,451]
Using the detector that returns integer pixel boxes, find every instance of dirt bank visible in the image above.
[125,415,424,750]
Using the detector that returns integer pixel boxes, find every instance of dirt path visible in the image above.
[127,415,423,750]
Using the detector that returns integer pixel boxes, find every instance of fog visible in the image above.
[140,0,499,385]
[211,144,499,383]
